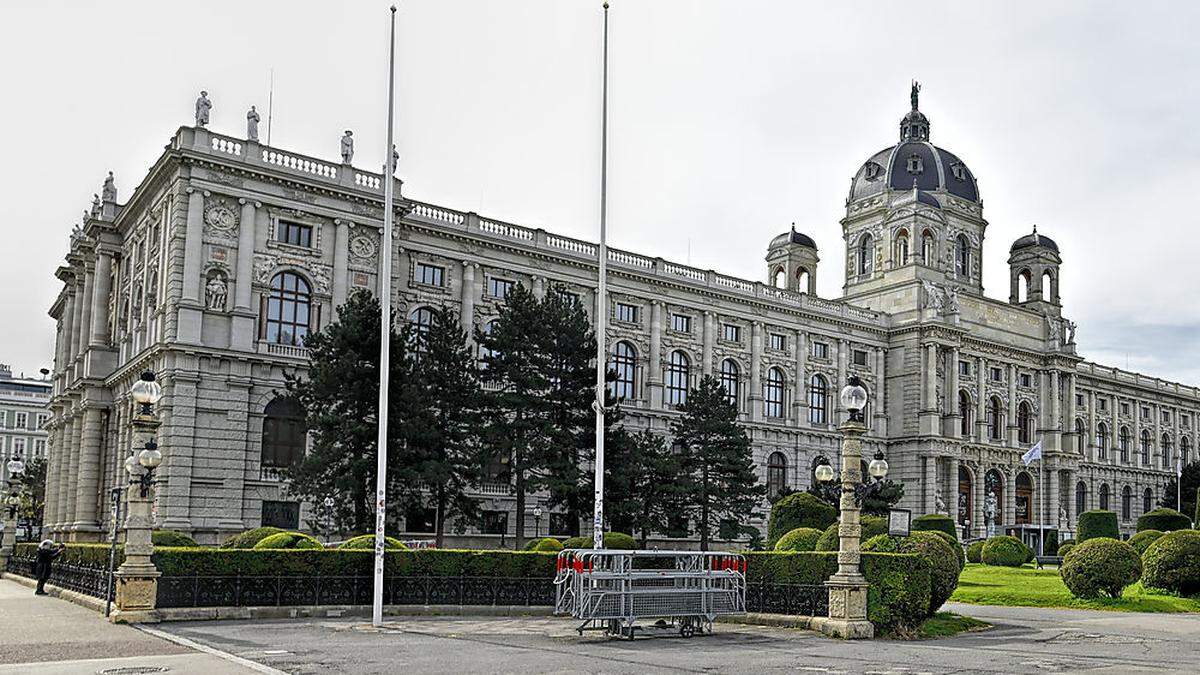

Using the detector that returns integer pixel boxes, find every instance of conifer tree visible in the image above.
[671,375,766,550]
[602,423,679,547]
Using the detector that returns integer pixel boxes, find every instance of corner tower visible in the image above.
[1008,226,1062,316]
[840,83,988,311]
[766,225,819,294]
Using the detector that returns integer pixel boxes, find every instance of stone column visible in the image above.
[182,188,206,303]
[89,251,113,346]
[63,414,81,533]
[72,407,104,537]
[0,500,15,572]
[1005,470,1017,533]
[820,417,873,640]
[946,347,960,435]
[648,301,663,407]
[702,312,715,377]
[42,419,60,532]
[923,343,938,411]
[1047,466,1060,552]
[332,219,350,311]
[924,456,938,514]
[836,339,849,424]
[79,265,95,357]
[234,199,258,310]
[532,276,545,300]
[948,457,960,530]
[974,464,987,539]
[873,347,886,436]
[1007,363,1018,446]
[71,280,86,361]
[750,322,764,420]
[976,356,987,441]
[1087,390,1097,461]
[793,331,807,424]
[1111,394,1119,465]
[460,262,477,340]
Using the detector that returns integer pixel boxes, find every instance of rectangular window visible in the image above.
[959,360,971,376]
[1120,402,1130,416]
[549,513,579,538]
[990,367,1002,382]
[555,289,580,306]
[13,438,26,454]
[261,500,300,529]
[14,412,27,429]
[812,342,829,359]
[615,302,639,323]
[722,324,741,342]
[853,350,869,367]
[769,333,786,351]
[36,413,48,429]
[1183,414,1191,428]
[276,220,313,248]
[488,277,514,299]
[1098,398,1108,412]
[0,411,6,428]
[412,262,445,287]
[1162,410,1171,424]
[1019,373,1032,388]
[1141,406,1150,421]
[1076,394,1085,406]
[34,439,46,456]
[482,510,509,536]
[671,314,692,333]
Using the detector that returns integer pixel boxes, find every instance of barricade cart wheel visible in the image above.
[679,620,696,638]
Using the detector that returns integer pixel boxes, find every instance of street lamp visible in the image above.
[113,368,165,616]
[130,370,163,416]
[533,505,543,539]
[126,439,161,498]
[1,454,24,566]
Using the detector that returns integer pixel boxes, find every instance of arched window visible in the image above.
[767,452,787,498]
[858,234,873,276]
[807,374,828,425]
[409,306,434,353]
[921,229,935,265]
[955,234,970,278]
[1121,486,1132,521]
[719,359,740,408]
[265,271,312,346]
[261,397,306,474]
[610,341,637,401]
[772,267,786,289]
[1075,418,1087,454]
[1015,472,1033,524]
[1075,481,1087,517]
[1099,483,1110,511]
[1140,430,1152,465]
[896,229,910,265]
[1162,434,1173,470]
[666,351,690,407]
[1018,269,1031,302]
[1017,401,1033,444]
[1041,270,1053,299]
[1182,436,1191,466]
[1143,487,1153,514]
[796,267,811,292]
[1119,427,1131,463]
[988,396,1003,440]
[763,368,785,418]
[1097,423,1109,460]
[959,391,972,437]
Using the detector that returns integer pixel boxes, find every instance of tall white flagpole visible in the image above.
[1038,458,1044,557]
[373,4,398,628]
[592,1,611,550]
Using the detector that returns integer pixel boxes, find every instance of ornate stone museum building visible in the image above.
[44,89,1198,545]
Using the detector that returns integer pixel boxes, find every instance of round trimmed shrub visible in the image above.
[338,534,408,550]
[767,493,837,547]
[966,540,984,563]
[912,513,958,540]
[774,527,823,552]
[864,531,959,616]
[1136,508,1192,533]
[221,526,285,549]
[152,530,198,547]
[253,531,324,550]
[560,532,637,550]
[815,515,888,552]
[932,530,966,570]
[1141,530,1200,595]
[1128,530,1164,555]
[1059,537,1142,599]
[1077,510,1119,542]
[525,537,563,553]
[1057,542,1074,558]
[981,535,1027,567]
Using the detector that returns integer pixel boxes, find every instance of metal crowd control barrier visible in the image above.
[554,549,746,639]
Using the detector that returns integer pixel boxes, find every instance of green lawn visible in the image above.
[912,612,990,639]
[951,563,1200,613]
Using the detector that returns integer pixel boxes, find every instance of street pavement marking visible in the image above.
[134,625,290,675]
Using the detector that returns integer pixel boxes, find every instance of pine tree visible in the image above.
[602,424,679,547]
[671,375,766,550]
[408,305,484,547]
[1160,460,1200,517]
[284,291,420,534]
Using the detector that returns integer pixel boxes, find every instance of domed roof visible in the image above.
[847,84,980,205]
[1010,227,1058,253]
[769,226,818,250]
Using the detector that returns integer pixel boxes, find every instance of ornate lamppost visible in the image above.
[813,375,883,639]
[113,370,163,618]
[533,505,543,540]
[0,454,25,572]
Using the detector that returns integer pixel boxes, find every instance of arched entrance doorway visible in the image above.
[984,468,1004,535]
[957,466,973,531]
[1015,472,1034,524]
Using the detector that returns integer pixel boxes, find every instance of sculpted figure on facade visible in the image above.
[935,488,946,515]
[205,272,228,311]
[102,171,116,202]
[1065,319,1077,344]
[984,491,997,537]
[340,130,354,164]
[91,194,101,218]
[944,284,960,314]
[922,279,944,312]
[246,106,260,141]
[195,90,212,127]
[1047,315,1062,345]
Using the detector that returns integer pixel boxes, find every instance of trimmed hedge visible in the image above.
[149,548,559,578]
[14,542,122,568]
[766,493,837,547]
[815,516,888,552]
[966,541,984,563]
[560,532,636,550]
[775,527,823,552]
[1136,508,1192,533]
[1057,542,1075,558]
[339,535,408,551]
[1141,530,1200,596]
[863,532,959,616]
[254,532,324,550]
[1077,510,1119,543]
[912,514,958,540]
[743,550,932,634]
[1128,530,1164,555]
[221,527,286,549]
[1059,537,1141,599]
[981,536,1026,567]
[152,530,199,548]
[931,530,966,570]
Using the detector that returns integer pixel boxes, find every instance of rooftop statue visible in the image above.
[341,130,354,164]
[102,171,116,203]
[195,90,212,127]
[247,106,260,141]
[911,80,921,110]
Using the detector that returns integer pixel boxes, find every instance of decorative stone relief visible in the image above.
[205,269,228,311]
[348,234,378,264]
[204,198,239,245]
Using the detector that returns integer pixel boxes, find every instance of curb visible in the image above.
[2,572,109,615]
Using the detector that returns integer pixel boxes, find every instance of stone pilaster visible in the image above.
[648,301,663,407]
[72,406,104,538]
[793,330,806,424]
[702,312,715,378]
[90,251,113,346]
[332,219,349,311]
[460,262,477,341]
[749,322,764,421]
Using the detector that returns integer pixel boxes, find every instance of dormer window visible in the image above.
[864,162,882,181]
[906,154,924,175]
[950,162,967,181]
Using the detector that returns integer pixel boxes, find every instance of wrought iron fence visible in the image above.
[6,551,111,600]
[745,582,828,616]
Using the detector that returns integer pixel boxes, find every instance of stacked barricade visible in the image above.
[554,549,746,639]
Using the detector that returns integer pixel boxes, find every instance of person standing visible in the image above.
[34,540,64,595]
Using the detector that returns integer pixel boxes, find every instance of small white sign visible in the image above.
[888,509,911,536]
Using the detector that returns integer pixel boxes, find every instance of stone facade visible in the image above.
[44,94,1198,546]
[0,365,51,484]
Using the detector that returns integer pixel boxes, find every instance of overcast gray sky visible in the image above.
[2,1,1198,385]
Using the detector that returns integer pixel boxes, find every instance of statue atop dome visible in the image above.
[911,80,921,111]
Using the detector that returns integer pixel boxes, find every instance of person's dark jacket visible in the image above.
[34,547,62,577]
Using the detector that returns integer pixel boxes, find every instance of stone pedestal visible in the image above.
[0,514,16,573]
[821,418,875,640]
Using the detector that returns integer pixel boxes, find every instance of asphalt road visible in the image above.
[155,601,1200,674]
